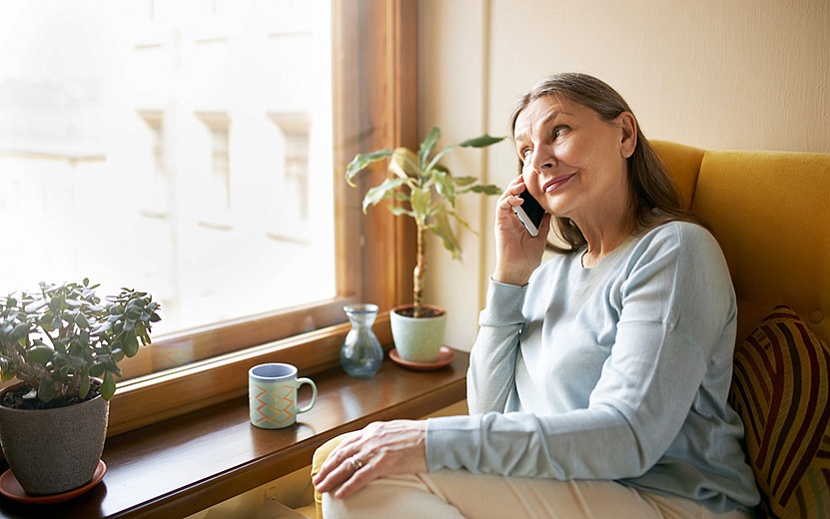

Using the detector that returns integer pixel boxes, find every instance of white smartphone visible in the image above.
[512,189,545,237]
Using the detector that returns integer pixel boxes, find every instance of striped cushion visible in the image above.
[730,305,830,519]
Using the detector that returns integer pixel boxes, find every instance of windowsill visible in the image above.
[0,351,468,519]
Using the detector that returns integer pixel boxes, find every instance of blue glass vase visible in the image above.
[340,304,383,377]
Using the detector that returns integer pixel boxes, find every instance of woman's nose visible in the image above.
[530,146,555,173]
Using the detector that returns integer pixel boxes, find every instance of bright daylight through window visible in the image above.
[0,1,335,375]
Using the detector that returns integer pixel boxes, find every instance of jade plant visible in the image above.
[0,279,160,406]
[346,127,505,318]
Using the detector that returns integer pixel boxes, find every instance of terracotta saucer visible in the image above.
[390,346,456,371]
[0,459,106,504]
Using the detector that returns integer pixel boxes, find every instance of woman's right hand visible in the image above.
[492,176,551,286]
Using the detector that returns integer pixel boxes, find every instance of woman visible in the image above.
[313,73,760,518]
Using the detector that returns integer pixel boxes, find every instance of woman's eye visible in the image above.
[520,148,532,160]
[552,126,568,139]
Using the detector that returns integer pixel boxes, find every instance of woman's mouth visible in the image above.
[543,173,577,193]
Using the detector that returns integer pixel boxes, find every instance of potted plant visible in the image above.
[0,279,160,496]
[346,127,504,362]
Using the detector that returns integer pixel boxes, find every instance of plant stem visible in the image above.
[8,344,47,391]
[413,222,425,318]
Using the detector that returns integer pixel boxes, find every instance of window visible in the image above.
[196,112,232,219]
[137,110,170,219]
[0,0,416,432]
[267,112,311,241]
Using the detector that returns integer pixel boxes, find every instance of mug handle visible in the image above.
[296,377,317,414]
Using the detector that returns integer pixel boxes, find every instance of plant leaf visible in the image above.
[29,345,54,365]
[362,177,410,212]
[123,331,139,357]
[429,212,461,259]
[451,176,477,187]
[75,311,90,329]
[389,147,419,178]
[91,321,112,335]
[459,183,503,196]
[388,205,414,217]
[37,381,55,402]
[345,149,393,186]
[432,170,456,206]
[409,187,432,223]
[101,371,116,400]
[79,369,90,399]
[418,127,441,168]
[11,322,30,342]
[89,362,106,377]
[458,134,506,148]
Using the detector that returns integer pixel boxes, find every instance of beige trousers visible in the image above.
[312,436,751,519]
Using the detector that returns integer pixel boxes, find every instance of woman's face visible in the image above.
[513,95,635,225]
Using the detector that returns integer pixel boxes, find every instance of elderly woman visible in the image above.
[313,73,760,518]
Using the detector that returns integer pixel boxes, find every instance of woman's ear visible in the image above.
[616,112,637,159]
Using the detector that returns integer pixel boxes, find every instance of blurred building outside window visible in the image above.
[0,1,336,365]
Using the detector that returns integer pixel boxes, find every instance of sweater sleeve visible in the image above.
[426,224,736,481]
[466,280,526,414]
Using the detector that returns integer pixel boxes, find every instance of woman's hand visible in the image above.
[312,420,428,500]
[492,176,551,286]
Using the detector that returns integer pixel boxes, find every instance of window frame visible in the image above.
[107,0,418,436]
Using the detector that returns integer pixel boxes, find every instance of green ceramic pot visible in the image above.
[390,304,447,363]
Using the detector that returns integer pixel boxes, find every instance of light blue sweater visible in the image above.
[425,222,760,512]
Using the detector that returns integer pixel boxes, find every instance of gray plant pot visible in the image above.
[390,304,447,362]
[0,382,109,496]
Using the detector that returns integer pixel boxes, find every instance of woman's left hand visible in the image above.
[312,420,428,500]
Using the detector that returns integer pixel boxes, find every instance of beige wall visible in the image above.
[419,0,830,350]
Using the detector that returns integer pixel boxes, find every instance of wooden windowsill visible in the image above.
[0,351,469,519]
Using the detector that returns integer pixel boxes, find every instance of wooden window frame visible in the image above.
[106,0,418,436]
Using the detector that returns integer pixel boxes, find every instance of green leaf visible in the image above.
[432,170,456,206]
[389,148,419,178]
[11,322,30,342]
[458,134,506,148]
[89,362,106,377]
[429,212,462,259]
[75,311,90,329]
[79,370,90,400]
[53,352,69,366]
[91,321,112,335]
[362,177,410,212]
[418,127,441,168]
[345,149,394,186]
[123,331,139,357]
[23,299,48,313]
[409,187,432,221]
[451,176,477,187]
[101,371,116,400]
[388,205,414,217]
[37,381,54,403]
[460,184,503,196]
[29,345,54,365]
